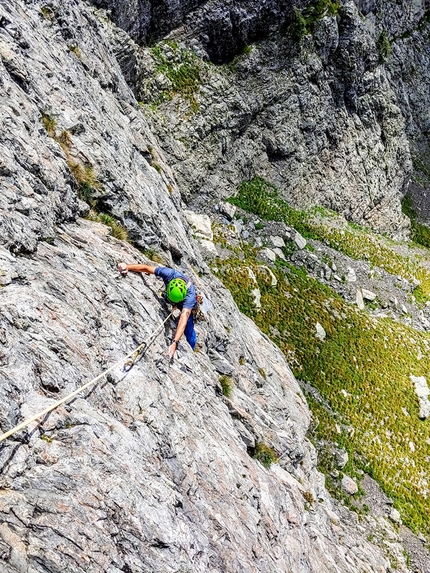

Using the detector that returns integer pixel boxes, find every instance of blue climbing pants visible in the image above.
[184,313,197,350]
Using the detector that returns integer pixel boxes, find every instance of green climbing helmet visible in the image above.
[166,278,187,303]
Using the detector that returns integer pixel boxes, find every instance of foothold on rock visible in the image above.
[208,349,234,376]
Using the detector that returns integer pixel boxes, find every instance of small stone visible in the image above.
[259,248,276,262]
[272,247,286,260]
[341,475,358,495]
[233,220,243,234]
[315,322,326,341]
[346,267,357,282]
[219,202,236,221]
[258,266,277,287]
[199,238,218,254]
[251,288,261,309]
[293,231,306,250]
[362,288,376,301]
[270,235,285,248]
[411,375,430,419]
[241,230,249,239]
[401,304,408,314]
[356,289,364,310]
[184,210,213,240]
[389,508,402,524]
[334,448,348,469]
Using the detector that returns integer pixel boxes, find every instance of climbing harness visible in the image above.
[0,311,173,444]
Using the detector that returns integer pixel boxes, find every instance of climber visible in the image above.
[117,262,197,359]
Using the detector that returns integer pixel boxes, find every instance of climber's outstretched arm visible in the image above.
[118,263,157,275]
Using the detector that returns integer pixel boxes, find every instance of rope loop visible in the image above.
[0,311,173,444]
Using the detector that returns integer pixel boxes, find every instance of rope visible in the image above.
[0,311,173,444]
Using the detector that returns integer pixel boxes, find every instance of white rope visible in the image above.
[0,312,173,444]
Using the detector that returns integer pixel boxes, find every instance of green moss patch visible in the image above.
[150,42,202,111]
[250,442,279,468]
[292,0,341,39]
[213,242,430,537]
[229,176,430,296]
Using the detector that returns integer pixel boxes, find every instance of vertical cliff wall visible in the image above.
[0,0,418,572]
[96,0,420,237]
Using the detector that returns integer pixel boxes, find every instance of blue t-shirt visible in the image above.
[154,267,197,310]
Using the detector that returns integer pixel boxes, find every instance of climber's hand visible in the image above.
[169,341,178,360]
[117,262,128,275]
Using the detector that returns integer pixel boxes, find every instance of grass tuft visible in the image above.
[41,113,57,138]
[219,375,234,398]
[292,0,341,39]
[251,442,279,468]
[377,29,392,62]
[141,248,165,264]
[68,45,82,59]
[97,213,129,241]
[150,42,201,111]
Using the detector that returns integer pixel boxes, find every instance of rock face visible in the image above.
[0,0,421,572]
[128,0,416,237]
[90,0,430,234]
[90,0,294,63]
